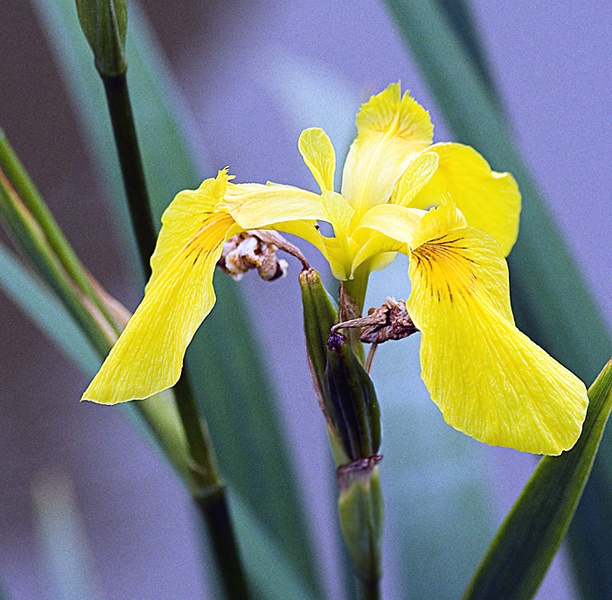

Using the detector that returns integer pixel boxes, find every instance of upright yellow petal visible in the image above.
[407,206,588,454]
[390,151,439,207]
[341,83,433,219]
[82,213,236,404]
[350,203,422,275]
[298,128,336,193]
[408,143,521,256]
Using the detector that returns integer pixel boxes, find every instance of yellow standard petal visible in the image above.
[408,143,521,256]
[83,211,236,404]
[407,205,588,454]
[341,83,433,219]
[298,128,336,193]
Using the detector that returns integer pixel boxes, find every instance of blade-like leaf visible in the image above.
[0,243,98,374]
[32,468,103,600]
[432,0,500,105]
[464,358,612,599]
[31,0,320,593]
[384,3,612,595]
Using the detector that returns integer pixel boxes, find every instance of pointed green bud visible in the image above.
[338,462,384,584]
[325,331,381,461]
[299,267,337,391]
[300,267,381,462]
[75,0,128,77]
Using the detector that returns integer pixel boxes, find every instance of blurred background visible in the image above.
[0,1,610,598]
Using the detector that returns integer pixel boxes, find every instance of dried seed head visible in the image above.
[359,298,418,344]
[331,297,419,344]
[218,232,288,281]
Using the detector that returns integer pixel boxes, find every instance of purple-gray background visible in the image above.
[0,1,610,598]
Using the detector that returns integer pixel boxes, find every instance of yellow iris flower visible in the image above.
[83,83,588,455]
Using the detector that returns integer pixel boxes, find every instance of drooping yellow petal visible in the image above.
[298,128,336,193]
[147,170,232,291]
[221,182,327,229]
[82,212,236,404]
[341,83,433,219]
[408,143,521,256]
[407,206,588,454]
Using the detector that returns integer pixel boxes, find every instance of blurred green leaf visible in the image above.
[384,2,612,595]
[464,358,612,600]
[31,0,320,594]
[32,468,103,600]
[432,0,500,105]
[0,243,98,373]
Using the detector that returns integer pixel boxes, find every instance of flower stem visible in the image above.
[360,579,381,600]
[102,75,157,273]
[103,73,250,599]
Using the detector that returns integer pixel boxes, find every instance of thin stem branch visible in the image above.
[103,73,250,599]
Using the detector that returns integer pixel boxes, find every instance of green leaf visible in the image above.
[31,0,320,594]
[383,2,612,595]
[31,468,103,600]
[0,243,99,374]
[464,358,612,600]
[432,0,501,105]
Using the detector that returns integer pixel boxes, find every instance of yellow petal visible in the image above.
[350,203,424,275]
[342,83,433,219]
[221,182,327,229]
[409,143,521,256]
[298,128,336,193]
[82,212,235,404]
[390,151,439,207]
[407,207,588,454]
[356,203,424,245]
[147,170,232,291]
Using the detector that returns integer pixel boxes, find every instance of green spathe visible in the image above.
[75,0,127,76]
[338,465,385,584]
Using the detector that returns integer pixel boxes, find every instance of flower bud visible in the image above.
[299,268,381,462]
[324,332,381,461]
[75,0,128,77]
